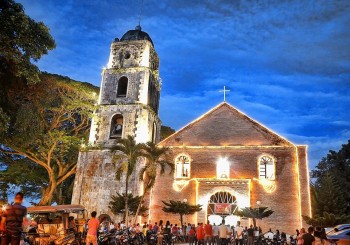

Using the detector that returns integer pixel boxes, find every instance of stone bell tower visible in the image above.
[71,25,161,218]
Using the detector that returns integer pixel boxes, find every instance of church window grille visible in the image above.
[110,114,123,139]
[175,155,190,178]
[259,155,275,180]
[117,77,128,97]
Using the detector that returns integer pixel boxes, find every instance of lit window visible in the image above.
[217,158,230,179]
[175,155,190,178]
[110,114,123,139]
[259,155,275,180]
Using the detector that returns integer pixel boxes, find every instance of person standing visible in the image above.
[234,222,243,245]
[204,221,213,245]
[297,228,306,245]
[197,223,205,245]
[302,227,315,245]
[0,192,27,245]
[247,225,254,245]
[219,221,228,245]
[86,211,100,245]
[212,223,219,245]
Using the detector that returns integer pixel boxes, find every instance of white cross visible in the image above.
[219,86,230,102]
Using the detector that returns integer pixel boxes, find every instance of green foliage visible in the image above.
[133,142,173,220]
[234,207,274,227]
[160,126,175,141]
[109,193,148,217]
[311,140,350,215]
[162,200,202,226]
[111,135,144,223]
[303,212,350,227]
[0,73,98,204]
[311,174,347,216]
[0,0,55,84]
[139,142,173,187]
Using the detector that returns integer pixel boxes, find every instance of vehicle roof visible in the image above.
[327,228,350,240]
[27,205,85,213]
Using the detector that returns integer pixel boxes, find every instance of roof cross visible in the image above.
[219,86,230,102]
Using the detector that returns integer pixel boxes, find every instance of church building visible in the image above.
[71,26,311,234]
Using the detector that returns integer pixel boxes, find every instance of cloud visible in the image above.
[16,0,350,171]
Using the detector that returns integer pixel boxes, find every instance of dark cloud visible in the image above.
[17,0,350,169]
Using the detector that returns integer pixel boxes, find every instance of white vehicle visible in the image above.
[327,229,350,245]
[327,224,350,235]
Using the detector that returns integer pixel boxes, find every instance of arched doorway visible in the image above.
[207,191,240,226]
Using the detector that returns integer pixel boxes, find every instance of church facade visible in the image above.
[71,26,311,234]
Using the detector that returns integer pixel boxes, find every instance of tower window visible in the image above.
[258,155,275,180]
[110,114,123,139]
[175,154,190,178]
[117,77,128,97]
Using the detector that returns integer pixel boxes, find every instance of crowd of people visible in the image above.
[100,219,330,245]
[0,192,333,245]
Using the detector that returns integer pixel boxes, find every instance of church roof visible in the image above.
[120,25,154,46]
[159,102,294,147]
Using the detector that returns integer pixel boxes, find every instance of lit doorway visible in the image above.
[207,191,240,226]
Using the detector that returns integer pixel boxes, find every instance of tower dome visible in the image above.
[120,25,154,46]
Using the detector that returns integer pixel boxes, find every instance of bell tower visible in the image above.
[71,26,161,218]
[89,25,161,146]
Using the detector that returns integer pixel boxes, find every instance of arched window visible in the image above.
[110,114,123,139]
[258,155,275,180]
[117,77,128,97]
[151,122,157,143]
[175,155,190,178]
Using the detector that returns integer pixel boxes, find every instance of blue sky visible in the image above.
[17,0,350,169]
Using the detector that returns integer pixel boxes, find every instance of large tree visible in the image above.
[112,135,144,224]
[311,140,350,215]
[0,0,55,84]
[133,142,173,222]
[0,73,98,205]
[162,200,202,226]
[311,174,347,216]
[234,207,274,228]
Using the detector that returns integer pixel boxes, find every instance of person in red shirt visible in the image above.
[204,221,213,245]
[189,225,196,245]
[86,211,100,245]
[197,223,205,245]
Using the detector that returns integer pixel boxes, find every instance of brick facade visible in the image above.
[148,103,311,234]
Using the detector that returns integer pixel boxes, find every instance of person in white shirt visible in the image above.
[234,222,244,245]
[212,223,219,245]
[219,221,228,245]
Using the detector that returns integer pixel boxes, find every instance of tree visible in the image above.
[111,135,144,224]
[303,212,350,227]
[0,73,98,205]
[311,140,350,215]
[133,142,173,222]
[109,193,148,217]
[160,126,175,141]
[312,174,347,216]
[234,207,274,227]
[0,0,55,84]
[162,200,202,226]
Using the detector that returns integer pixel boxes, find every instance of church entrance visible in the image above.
[207,191,240,226]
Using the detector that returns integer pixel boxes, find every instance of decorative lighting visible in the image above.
[216,157,230,179]
[253,178,276,193]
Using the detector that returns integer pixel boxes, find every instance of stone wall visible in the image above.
[71,150,145,220]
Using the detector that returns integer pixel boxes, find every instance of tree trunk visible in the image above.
[125,177,129,226]
[180,214,184,227]
[133,179,150,224]
[253,218,257,228]
[38,180,57,205]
